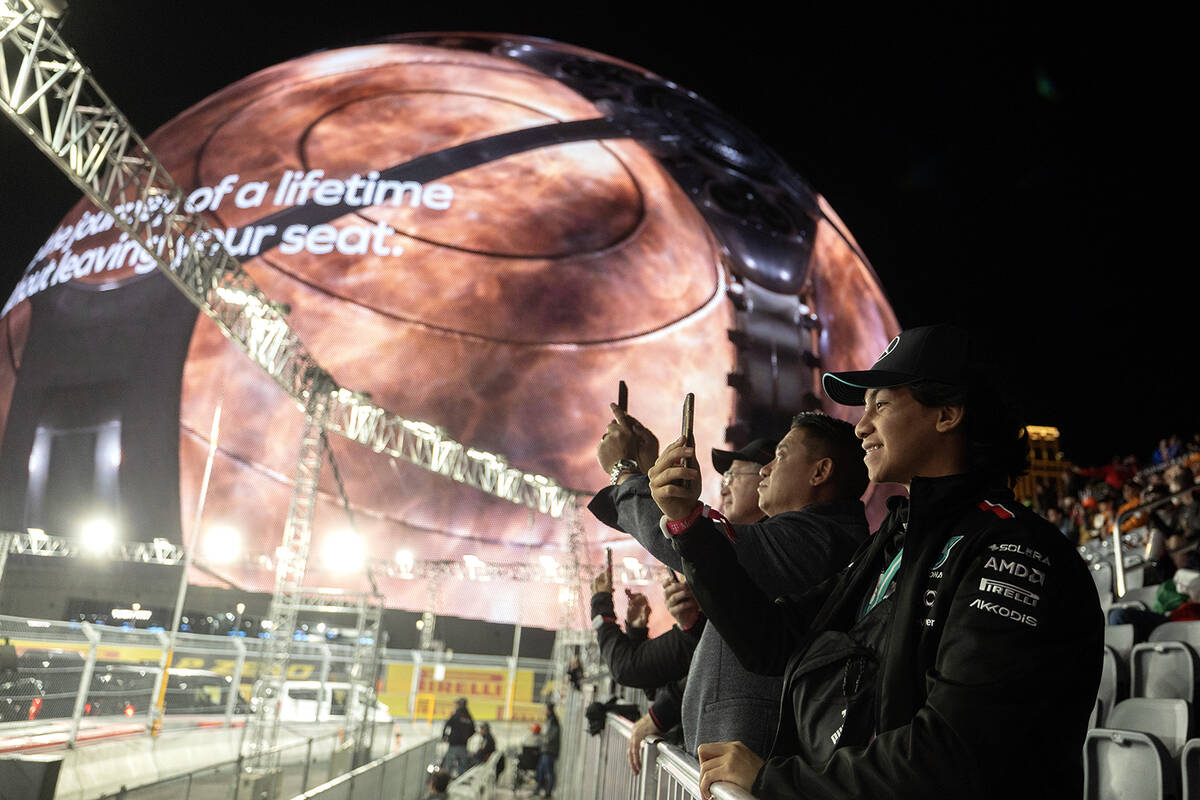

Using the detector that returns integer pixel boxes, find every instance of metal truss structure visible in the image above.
[0,528,184,566]
[240,392,330,773]
[0,0,575,519]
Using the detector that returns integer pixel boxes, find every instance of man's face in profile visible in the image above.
[720,458,765,524]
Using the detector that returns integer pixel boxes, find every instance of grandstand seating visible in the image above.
[1084,729,1178,800]
[1093,563,1114,596]
[1151,622,1200,651]
[1123,585,1161,606]
[1106,624,1136,664]
[1096,646,1123,728]
[1131,641,1200,703]
[1182,739,1200,800]
[1084,698,1191,800]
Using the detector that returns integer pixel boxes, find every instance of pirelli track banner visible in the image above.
[379,663,538,722]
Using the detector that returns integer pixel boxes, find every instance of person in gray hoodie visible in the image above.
[591,410,868,772]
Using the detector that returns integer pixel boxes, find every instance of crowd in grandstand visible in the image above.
[1035,434,1200,549]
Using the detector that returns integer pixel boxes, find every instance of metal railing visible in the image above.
[0,614,554,744]
[554,695,756,800]
[94,730,368,800]
[447,749,503,799]
[288,735,439,800]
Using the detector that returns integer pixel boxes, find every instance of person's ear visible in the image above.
[811,457,833,486]
[935,404,966,433]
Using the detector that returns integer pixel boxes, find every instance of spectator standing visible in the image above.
[535,702,560,797]
[440,697,474,778]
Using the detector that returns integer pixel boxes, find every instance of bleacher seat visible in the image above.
[1121,584,1162,607]
[1107,624,1136,664]
[1108,698,1191,756]
[1151,622,1200,652]
[1127,569,1148,590]
[1094,562,1114,596]
[1085,699,1191,800]
[1182,739,1200,800]
[1111,600,1151,614]
[1084,729,1179,800]
[1132,641,1200,703]
[1096,646,1124,728]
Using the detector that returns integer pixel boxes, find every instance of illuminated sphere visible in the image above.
[0,35,897,629]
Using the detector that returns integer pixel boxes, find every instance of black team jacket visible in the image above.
[674,473,1103,800]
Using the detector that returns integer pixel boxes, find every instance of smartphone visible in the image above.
[674,393,697,489]
[605,547,613,584]
[617,380,628,413]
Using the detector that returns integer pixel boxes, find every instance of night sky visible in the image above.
[0,3,1188,466]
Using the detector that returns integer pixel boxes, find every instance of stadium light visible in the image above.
[203,525,241,564]
[463,554,488,581]
[79,516,116,554]
[322,530,365,573]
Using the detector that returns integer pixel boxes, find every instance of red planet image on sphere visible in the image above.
[0,34,897,632]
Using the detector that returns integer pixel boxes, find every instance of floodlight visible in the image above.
[322,530,365,572]
[202,525,241,564]
[463,554,488,580]
[79,516,115,553]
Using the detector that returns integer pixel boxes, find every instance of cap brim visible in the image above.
[822,370,918,406]
[711,448,736,474]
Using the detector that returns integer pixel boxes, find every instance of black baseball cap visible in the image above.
[822,325,970,406]
[712,438,778,474]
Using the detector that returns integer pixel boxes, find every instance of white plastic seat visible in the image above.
[1182,738,1200,800]
[1150,621,1200,652]
[1084,728,1178,800]
[1132,641,1200,703]
[1094,562,1114,597]
[1108,698,1191,756]
[1106,624,1136,665]
[1119,584,1162,606]
[1095,646,1123,728]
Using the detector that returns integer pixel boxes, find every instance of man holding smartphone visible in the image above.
[592,405,869,768]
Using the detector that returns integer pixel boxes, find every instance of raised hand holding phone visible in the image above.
[674,393,698,490]
[647,395,702,521]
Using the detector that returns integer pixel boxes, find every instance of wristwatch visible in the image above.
[609,458,639,485]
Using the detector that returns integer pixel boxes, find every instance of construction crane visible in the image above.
[0,0,585,788]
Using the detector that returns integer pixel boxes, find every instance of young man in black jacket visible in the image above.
[650,325,1103,800]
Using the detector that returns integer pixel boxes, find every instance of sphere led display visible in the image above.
[0,34,898,630]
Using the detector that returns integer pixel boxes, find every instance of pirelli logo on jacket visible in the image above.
[965,534,1054,628]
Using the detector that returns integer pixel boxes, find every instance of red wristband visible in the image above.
[664,503,704,535]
